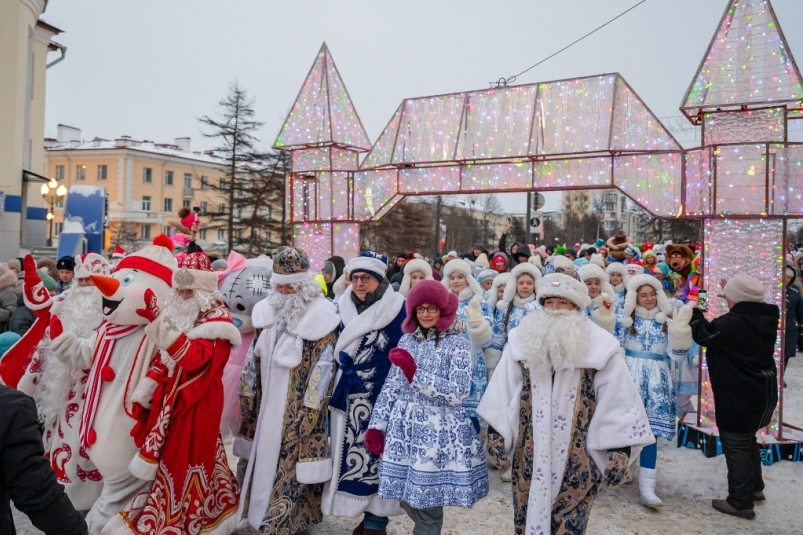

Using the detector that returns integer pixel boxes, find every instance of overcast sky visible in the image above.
[42,0,803,213]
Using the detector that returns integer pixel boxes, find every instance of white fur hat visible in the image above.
[475,253,490,269]
[488,272,512,310]
[589,253,606,269]
[441,258,484,298]
[551,255,576,270]
[400,259,434,296]
[621,274,673,328]
[537,273,591,310]
[74,253,111,279]
[578,264,615,299]
[503,263,542,304]
[528,255,543,269]
[605,262,630,287]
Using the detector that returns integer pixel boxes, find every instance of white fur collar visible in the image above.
[508,316,619,371]
[512,294,535,307]
[458,286,475,301]
[252,295,340,342]
[634,305,660,320]
[613,284,625,293]
[335,286,405,357]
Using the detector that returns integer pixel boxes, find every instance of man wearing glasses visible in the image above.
[323,252,407,535]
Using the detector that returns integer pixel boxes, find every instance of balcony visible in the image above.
[183,188,194,198]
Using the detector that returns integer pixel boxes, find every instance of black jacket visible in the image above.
[7,294,34,337]
[0,385,87,535]
[785,285,803,360]
[691,302,779,434]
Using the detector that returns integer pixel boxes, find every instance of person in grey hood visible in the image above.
[690,274,779,521]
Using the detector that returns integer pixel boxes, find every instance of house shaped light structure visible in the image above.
[276,0,803,444]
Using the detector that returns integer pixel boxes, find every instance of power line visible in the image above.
[490,0,648,88]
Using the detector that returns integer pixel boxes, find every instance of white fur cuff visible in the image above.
[467,320,492,346]
[296,457,333,484]
[233,437,252,460]
[129,453,159,481]
[592,308,617,334]
[668,323,693,352]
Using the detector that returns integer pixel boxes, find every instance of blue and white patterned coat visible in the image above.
[617,316,689,439]
[456,297,493,418]
[369,325,489,509]
[489,300,539,353]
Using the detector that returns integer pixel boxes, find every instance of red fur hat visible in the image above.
[402,279,459,334]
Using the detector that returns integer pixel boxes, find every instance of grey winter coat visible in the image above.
[0,270,19,327]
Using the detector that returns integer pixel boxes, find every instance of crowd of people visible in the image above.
[0,225,786,535]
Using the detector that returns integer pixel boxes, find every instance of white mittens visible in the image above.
[668,305,694,353]
[466,296,492,346]
[592,292,617,334]
[467,297,483,329]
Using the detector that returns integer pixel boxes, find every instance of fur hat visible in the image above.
[605,262,630,287]
[347,251,387,283]
[271,246,311,284]
[488,273,512,310]
[476,269,498,284]
[113,235,177,286]
[174,253,218,293]
[625,259,645,276]
[403,280,459,334]
[537,273,591,310]
[621,274,674,328]
[475,253,490,269]
[6,259,21,273]
[441,258,484,298]
[534,245,547,259]
[724,274,767,304]
[211,259,228,272]
[528,255,543,269]
[74,253,111,279]
[400,259,434,296]
[57,256,75,271]
[550,255,575,271]
[589,253,605,269]
[503,263,542,304]
[578,263,616,298]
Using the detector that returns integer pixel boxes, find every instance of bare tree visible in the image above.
[199,81,264,252]
[109,219,140,255]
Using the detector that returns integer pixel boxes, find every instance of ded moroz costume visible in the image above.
[235,247,341,534]
[105,252,241,535]
[479,273,654,534]
[322,252,406,534]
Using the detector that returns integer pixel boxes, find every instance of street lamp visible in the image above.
[41,180,67,247]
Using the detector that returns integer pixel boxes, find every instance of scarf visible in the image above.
[79,322,143,448]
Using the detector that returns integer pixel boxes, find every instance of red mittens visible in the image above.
[49,315,64,340]
[135,289,161,322]
[364,428,385,456]
[389,347,416,384]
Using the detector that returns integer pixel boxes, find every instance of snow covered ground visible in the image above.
[14,357,803,534]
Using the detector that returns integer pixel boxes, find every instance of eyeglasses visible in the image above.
[416,305,439,314]
[638,292,657,299]
[350,274,373,284]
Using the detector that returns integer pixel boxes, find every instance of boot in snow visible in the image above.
[639,467,663,508]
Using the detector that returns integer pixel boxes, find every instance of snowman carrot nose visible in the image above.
[91,274,121,297]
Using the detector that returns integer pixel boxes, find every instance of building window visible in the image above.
[165,170,174,185]
[143,167,153,183]
[267,230,272,242]
[199,228,207,240]
[141,225,151,239]
[236,207,243,219]
[184,173,192,189]
[55,196,65,208]
[218,229,226,240]
[97,165,107,181]
[55,165,65,181]
[574,204,579,210]
[234,229,242,241]
[164,198,173,212]
[621,197,627,213]
[76,165,86,181]
[220,178,228,190]
[182,199,191,209]
[604,193,617,212]
[219,203,226,215]
[54,222,63,236]
[201,202,208,215]
[200,176,208,190]
[142,196,151,211]
[266,206,273,220]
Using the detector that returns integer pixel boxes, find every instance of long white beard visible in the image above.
[161,289,223,334]
[60,286,104,338]
[36,286,104,425]
[516,308,589,375]
[266,278,320,326]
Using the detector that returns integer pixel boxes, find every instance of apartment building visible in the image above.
[44,126,283,251]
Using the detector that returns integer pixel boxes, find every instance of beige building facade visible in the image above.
[0,0,63,258]
[44,129,283,253]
